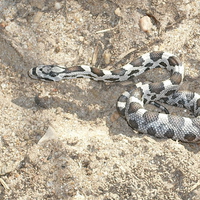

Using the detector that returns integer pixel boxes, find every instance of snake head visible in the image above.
[28,65,66,81]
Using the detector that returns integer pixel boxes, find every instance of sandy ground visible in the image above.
[0,0,200,199]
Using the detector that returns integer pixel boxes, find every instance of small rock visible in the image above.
[38,126,57,145]
[115,8,122,17]
[0,21,8,28]
[139,16,153,33]
[54,46,61,53]
[1,83,7,89]
[110,111,120,122]
[33,11,43,23]
[79,36,84,42]
[55,2,62,10]
[103,50,111,64]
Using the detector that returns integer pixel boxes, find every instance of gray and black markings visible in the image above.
[28,51,200,143]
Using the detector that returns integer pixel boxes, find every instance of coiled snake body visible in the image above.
[29,51,200,143]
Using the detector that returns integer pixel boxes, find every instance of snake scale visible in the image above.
[28,51,200,143]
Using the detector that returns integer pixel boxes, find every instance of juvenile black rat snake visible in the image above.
[29,51,200,143]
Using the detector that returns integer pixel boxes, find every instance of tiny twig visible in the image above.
[0,178,9,190]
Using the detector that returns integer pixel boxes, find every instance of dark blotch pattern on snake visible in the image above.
[28,51,200,143]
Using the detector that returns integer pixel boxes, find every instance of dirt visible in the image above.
[0,0,200,199]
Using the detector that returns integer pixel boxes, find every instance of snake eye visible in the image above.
[49,71,57,77]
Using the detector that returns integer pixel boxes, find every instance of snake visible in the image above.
[28,51,200,143]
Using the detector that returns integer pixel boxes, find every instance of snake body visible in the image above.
[29,51,200,143]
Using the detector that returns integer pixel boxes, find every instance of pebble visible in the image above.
[54,46,61,53]
[139,16,153,33]
[115,8,122,17]
[0,21,8,28]
[110,111,120,122]
[38,126,57,145]
[79,36,84,42]
[103,50,111,64]
[1,83,7,89]
[55,2,62,10]
[33,11,43,23]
